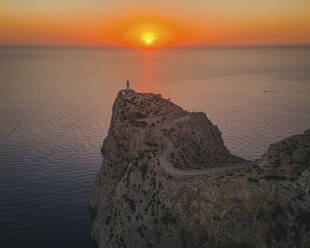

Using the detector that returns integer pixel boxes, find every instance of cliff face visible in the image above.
[89,90,310,248]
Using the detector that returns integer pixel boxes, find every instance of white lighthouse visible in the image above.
[126,80,130,90]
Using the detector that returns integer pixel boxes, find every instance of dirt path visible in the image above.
[153,114,253,177]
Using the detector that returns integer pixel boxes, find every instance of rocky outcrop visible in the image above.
[89,89,310,248]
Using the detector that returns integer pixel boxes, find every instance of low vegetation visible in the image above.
[129,118,147,128]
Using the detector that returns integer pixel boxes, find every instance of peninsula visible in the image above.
[90,89,310,248]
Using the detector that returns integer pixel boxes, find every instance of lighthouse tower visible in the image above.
[126,80,130,90]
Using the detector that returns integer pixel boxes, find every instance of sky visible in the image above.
[1,0,310,47]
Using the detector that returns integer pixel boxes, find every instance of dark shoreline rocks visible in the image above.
[89,90,310,248]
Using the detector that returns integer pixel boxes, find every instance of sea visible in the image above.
[1,46,310,248]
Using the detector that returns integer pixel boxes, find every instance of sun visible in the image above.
[142,33,155,46]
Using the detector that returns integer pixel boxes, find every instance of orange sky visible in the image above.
[1,0,310,47]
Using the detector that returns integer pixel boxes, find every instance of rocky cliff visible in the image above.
[89,89,310,248]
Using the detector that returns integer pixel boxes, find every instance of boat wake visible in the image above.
[264,89,310,93]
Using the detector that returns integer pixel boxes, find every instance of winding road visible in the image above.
[152,114,253,177]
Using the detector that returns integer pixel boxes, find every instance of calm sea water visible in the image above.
[1,46,310,247]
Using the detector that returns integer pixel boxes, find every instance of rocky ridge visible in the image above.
[89,89,310,248]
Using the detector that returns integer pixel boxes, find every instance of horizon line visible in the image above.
[1,44,310,49]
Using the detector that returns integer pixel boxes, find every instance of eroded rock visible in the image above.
[90,89,310,248]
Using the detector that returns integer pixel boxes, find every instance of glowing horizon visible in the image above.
[1,0,310,47]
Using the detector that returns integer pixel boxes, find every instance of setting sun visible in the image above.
[101,14,193,48]
[143,33,154,45]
